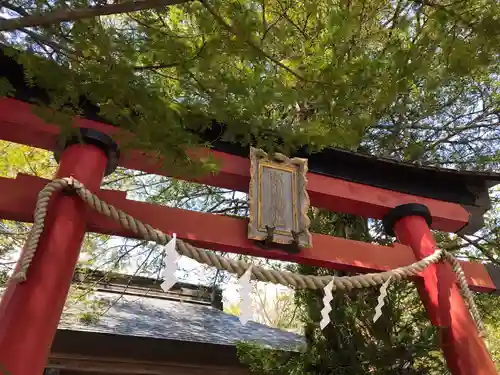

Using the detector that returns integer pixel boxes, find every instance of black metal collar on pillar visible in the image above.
[54,128,120,176]
[382,203,433,237]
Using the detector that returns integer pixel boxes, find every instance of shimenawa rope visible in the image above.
[11,177,485,335]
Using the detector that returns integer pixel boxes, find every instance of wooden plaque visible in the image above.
[248,147,312,248]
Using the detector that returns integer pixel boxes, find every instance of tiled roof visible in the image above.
[58,290,304,351]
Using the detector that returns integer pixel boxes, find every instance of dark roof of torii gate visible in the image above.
[199,122,500,205]
[1,45,499,231]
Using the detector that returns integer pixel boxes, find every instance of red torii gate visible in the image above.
[0,98,499,375]
[0,82,499,373]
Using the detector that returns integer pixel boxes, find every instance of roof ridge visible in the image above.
[73,268,223,309]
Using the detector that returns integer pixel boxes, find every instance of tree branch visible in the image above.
[459,234,500,266]
[0,16,78,56]
[134,40,206,71]
[199,0,311,83]
[0,0,191,31]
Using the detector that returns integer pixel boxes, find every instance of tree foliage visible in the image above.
[1,0,499,166]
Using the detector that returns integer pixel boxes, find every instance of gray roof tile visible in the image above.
[58,291,304,351]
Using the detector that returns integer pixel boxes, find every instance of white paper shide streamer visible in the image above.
[160,234,179,292]
[239,266,253,325]
[320,277,335,330]
[373,276,392,323]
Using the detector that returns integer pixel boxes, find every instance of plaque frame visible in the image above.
[248,147,312,248]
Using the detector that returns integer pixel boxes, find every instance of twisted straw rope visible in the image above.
[12,177,485,335]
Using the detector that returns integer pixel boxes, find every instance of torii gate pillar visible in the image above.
[0,129,118,375]
[384,204,497,375]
